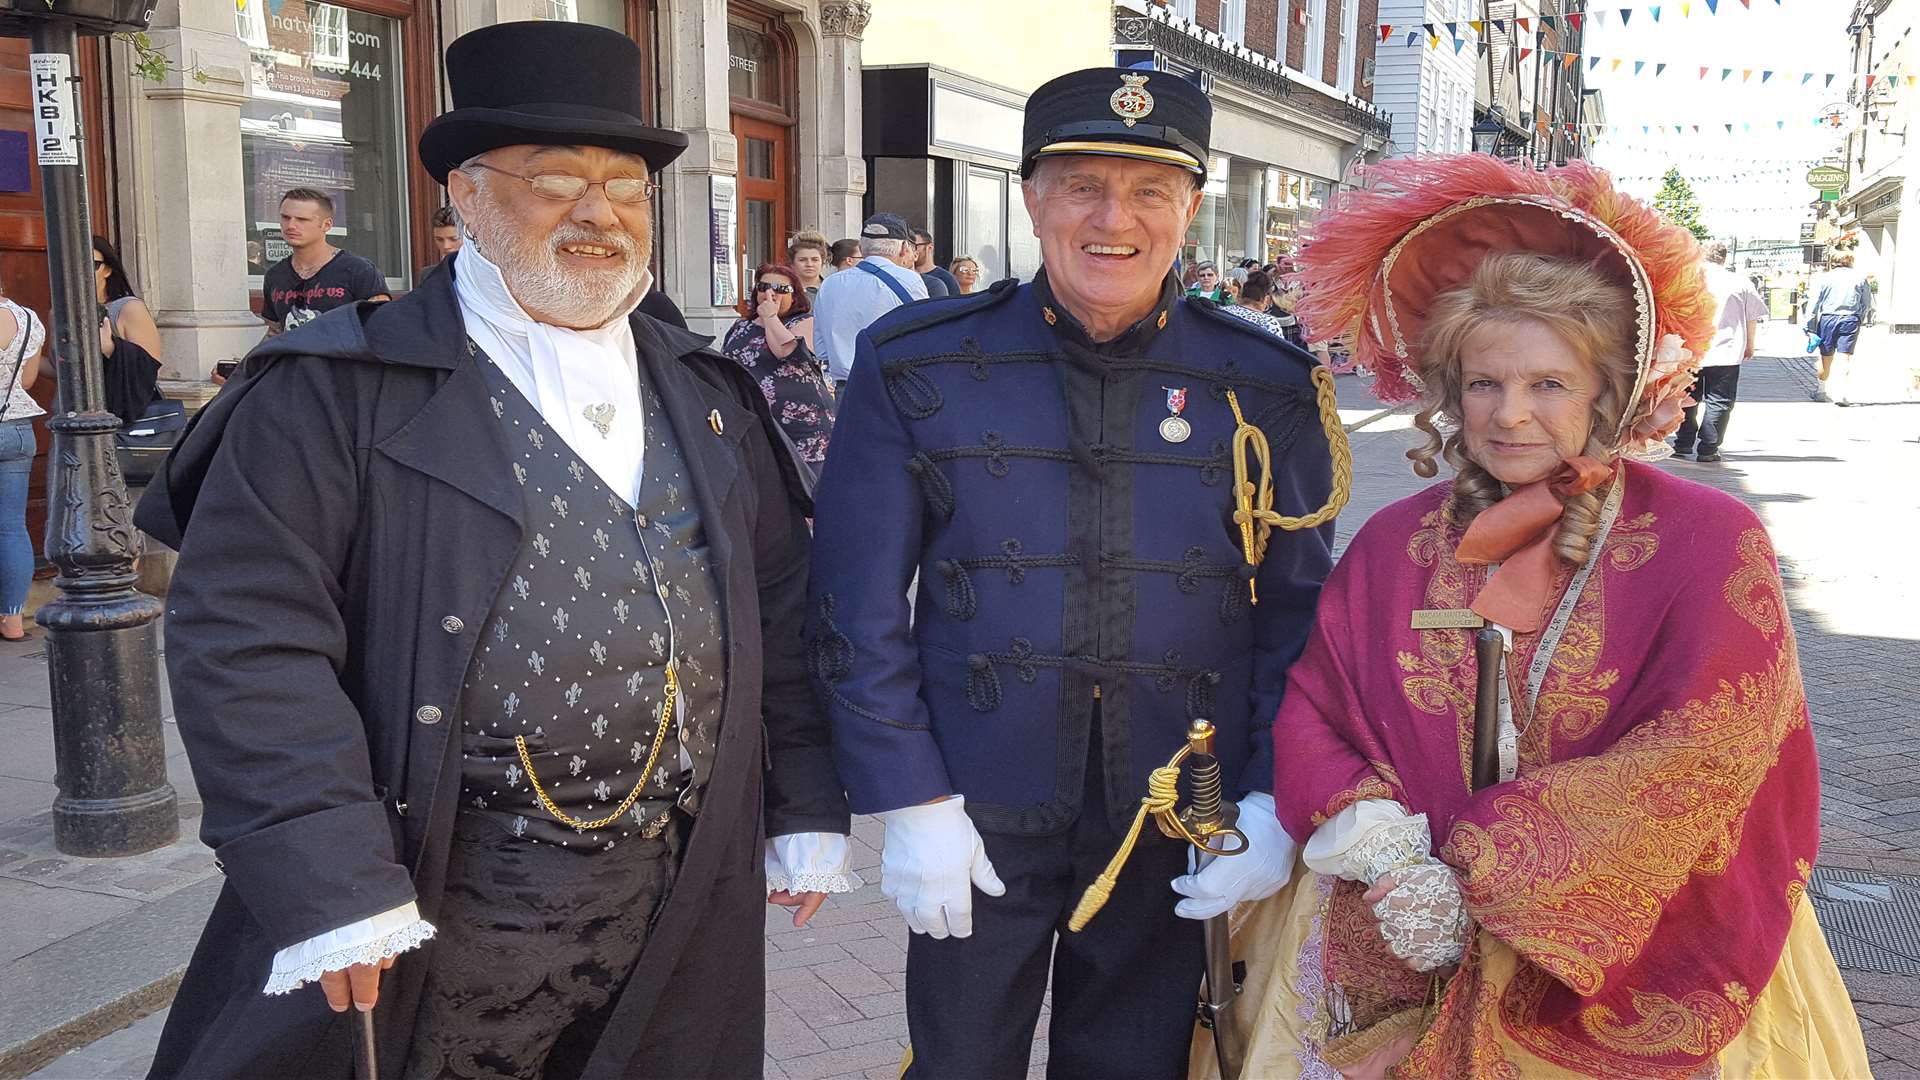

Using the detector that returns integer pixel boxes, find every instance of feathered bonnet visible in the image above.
[1290,155,1716,458]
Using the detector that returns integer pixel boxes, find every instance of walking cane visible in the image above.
[1470,628,1506,792]
[353,1007,379,1080]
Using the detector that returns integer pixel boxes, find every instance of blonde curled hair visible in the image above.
[1407,253,1638,567]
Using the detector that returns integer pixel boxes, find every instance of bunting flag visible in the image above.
[1827,73,1837,87]
[1656,63,1667,77]
[1722,68,1733,79]
[1743,69,1754,81]
[1568,13,1582,30]
[1591,55,1604,71]
[1593,10,1607,27]
[1612,58,1624,72]
[1650,6,1661,20]
[1422,22,1435,37]
[1517,17,1531,32]
[1493,18,1506,33]
[1520,46,1534,62]
[1620,9,1632,26]
[1634,60,1646,75]
[1700,66,1710,79]
[1762,70,1773,82]
[1867,74,1877,90]
[1406,31,1418,47]
[1564,53,1580,71]
[1706,0,1718,11]
[1428,33,1440,47]
[1454,36,1468,54]
[1469,20,1483,34]
[1445,21,1458,37]
[1380,36,1918,92]
[1380,23,1393,42]
[1803,72,1816,84]
[1682,1,1691,14]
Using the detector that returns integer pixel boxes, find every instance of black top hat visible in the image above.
[418,22,690,184]
[1021,67,1212,181]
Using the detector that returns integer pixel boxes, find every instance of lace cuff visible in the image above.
[1302,799,1429,884]
[262,902,436,995]
[1370,861,1472,972]
[765,832,861,895]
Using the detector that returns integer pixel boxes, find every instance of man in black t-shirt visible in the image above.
[259,187,390,335]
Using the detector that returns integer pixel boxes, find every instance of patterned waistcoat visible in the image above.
[458,353,726,849]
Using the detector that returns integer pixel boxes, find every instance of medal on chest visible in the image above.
[1159,386,1191,444]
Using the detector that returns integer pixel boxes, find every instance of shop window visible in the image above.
[963,165,1008,283]
[539,0,625,33]
[240,0,410,291]
[1302,0,1327,82]
[1222,0,1246,45]
[1335,0,1358,91]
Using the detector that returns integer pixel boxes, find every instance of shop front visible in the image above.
[861,63,1040,288]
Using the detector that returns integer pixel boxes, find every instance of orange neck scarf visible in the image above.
[1454,457,1614,632]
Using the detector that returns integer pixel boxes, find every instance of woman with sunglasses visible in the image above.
[89,237,166,424]
[721,262,835,473]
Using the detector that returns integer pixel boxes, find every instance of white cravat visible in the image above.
[453,241,651,505]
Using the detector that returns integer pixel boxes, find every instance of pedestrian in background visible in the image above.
[722,261,835,473]
[1186,260,1227,302]
[812,213,927,391]
[910,227,958,297]
[259,187,390,335]
[92,236,166,426]
[1675,241,1766,462]
[949,255,981,295]
[788,228,830,297]
[430,205,462,258]
[1807,251,1873,405]
[829,237,861,271]
[0,284,44,642]
[1219,269,1295,342]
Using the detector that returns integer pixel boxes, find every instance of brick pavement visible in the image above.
[18,334,1920,1079]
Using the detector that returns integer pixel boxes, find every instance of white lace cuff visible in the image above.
[765,832,861,894]
[262,901,436,995]
[1303,799,1430,884]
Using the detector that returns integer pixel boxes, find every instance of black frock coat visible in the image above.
[134,263,847,1079]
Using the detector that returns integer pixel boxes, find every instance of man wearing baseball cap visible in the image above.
[812,211,929,392]
[810,67,1342,1076]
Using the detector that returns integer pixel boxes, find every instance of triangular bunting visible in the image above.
[1428,34,1440,48]
[1706,0,1717,12]
[1590,55,1603,71]
[1866,74,1877,90]
[1699,66,1710,79]
[1380,23,1394,42]
[1568,13,1582,30]
[1682,1,1691,14]
[1406,32,1418,47]
[1563,53,1579,71]
[1445,21,1458,37]
[1541,15,1556,30]
[1422,22,1436,37]
[1743,69,1754,82]
[1517,17,1531,32]
[1453,36,1467,53]
[1520,47,1533,61]
[1656,63,1667,77]
[1493,19,1506,33]
[1722,68,1733,80]
[1650,5,1661,20]
[1634,61,1645,75]
[1762,70,1773,82]
[1611,58,1623,72]
[1725,124,1734,133]
[1802,72,1815,84]
[1593,11,1607,27]
[1826,73,1836,88]
[1620,9,1632,25]
[1469,20,1483,34]
[1910,75,1919,87]
[1777,120,1786,129]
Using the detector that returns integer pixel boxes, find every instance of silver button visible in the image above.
[441,615,464,634]
[415,705,443,725]
[635,513,649,529]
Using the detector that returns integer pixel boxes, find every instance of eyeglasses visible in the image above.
[754,282,795,295]
[466,162,658,204]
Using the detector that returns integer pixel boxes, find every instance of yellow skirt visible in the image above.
[1190,860,1873,1080]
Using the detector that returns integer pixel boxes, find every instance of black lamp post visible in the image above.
[1473,106,1507,156]
[1,0,176,857]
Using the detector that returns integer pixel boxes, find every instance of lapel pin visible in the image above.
[1159,386,1191,444]
[708,409,725,436]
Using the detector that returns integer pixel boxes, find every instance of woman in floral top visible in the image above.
[720,262,836,474]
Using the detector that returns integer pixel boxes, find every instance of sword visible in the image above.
[1471,627,1506,791]
[1179,719,1248,1079]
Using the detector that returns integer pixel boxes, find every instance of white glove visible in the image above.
[1170,792,1297,920]
[876,795,1005,939]
[1367,861,1471,972]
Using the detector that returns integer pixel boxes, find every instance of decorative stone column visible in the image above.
[811,1,869,238]
[655,0,739,340]
[110,0,263,382]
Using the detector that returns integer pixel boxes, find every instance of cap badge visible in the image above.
[1110,73,1155,128]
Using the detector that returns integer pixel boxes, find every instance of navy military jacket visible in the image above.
[808,271,1334,835]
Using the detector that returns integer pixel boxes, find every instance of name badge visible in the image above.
[1410,608,1486,630]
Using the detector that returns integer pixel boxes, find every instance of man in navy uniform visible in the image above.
[808,68,1343,1077]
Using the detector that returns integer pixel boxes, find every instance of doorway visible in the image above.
[731,114,789,295]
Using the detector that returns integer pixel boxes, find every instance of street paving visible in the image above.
[11,329,1918,1079]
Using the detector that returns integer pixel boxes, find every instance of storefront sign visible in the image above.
[1806,165,1848,192]
[30,54,79,167]
[710,175,738,309]
[1799,222,1817,244]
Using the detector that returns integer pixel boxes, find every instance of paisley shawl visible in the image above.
[1271,461,1821,1079]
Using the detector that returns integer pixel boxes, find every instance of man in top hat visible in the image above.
[139,21,852,1079]
[808,68,1340,1076]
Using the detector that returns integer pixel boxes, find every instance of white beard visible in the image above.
[464,197,649,329]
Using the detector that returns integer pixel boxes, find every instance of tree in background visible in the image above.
[1652,168,1712,242]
